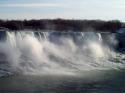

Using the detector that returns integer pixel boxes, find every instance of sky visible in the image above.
[0,0,125,21]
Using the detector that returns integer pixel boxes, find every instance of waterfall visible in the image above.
[0,30,124,76]
[97,33,102,42]
[81,32,84,38]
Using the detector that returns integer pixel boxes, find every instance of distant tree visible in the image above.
[97,20,122,32]
[0,19,123,32]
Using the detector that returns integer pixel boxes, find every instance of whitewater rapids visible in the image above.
[0,31,125,76]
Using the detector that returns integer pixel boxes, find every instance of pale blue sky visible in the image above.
[0,0,125,21]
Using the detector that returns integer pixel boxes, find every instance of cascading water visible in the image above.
[0,30,125,76]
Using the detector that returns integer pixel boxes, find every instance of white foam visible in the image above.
[0,31,124,76]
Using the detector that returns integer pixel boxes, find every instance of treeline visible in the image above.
[0,19,124,32]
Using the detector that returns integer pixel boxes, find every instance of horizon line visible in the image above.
[0,3,64,8]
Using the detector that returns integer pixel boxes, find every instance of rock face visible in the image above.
[116,28,125,51]
[0,31,7,41]
[0,70,13,77]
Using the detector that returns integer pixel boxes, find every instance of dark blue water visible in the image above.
[0,70,125,93]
